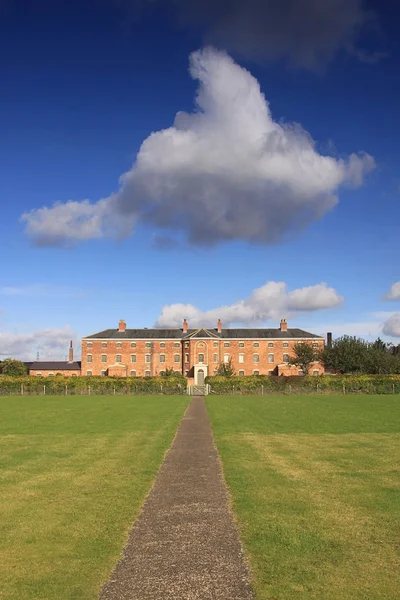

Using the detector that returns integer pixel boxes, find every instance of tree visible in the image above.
[0,358,28,376]
[160,368,179,377]
[215,358,235,377]
[288,342,317,376]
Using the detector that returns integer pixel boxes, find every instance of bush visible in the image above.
[0,375,187,396]
[205,374,400,395]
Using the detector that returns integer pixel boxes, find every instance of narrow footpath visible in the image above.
[99,396,254,600]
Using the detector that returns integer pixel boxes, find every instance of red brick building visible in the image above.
[29,341,81,377]
[81,319,325,381]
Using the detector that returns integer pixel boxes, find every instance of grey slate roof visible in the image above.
[29,361,81,371]
[84,327,322,340]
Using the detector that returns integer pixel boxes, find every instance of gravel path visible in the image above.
[99,395,254,600]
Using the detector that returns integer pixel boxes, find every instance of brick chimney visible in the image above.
[118,319,126,332]
[217,319,222,333]
[280,319,288,332]
[183,318,188,333]
[327,332,332,348]
[68,340,73,363]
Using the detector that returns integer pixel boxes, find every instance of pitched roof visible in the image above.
[29,361,81,371]
[84,327,323,340]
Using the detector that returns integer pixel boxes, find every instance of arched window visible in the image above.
[253,370,260,375]
[283,353,289,363]
[145,370,151,377]
[268,353,274,363]
[159,354,166,363]
[86,370,92,376]
[130,370,136,377]
[313,370,319,376]
[239,370,245,376]
[253,354,259,363]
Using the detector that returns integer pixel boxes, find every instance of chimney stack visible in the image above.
[68,340,73,363]
[183,318,188,333]
[327,332,332,348]
[280,319,288,332]
[217,319,222,333]
[118,319,126,332]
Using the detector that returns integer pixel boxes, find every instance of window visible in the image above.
[116,354,122,363]
[87,342,92,348]
[131,354,136,363]
[213,353,218,363]
[174,342,180,348]
[298,370,304,376]
[239,370,245,376]
[268,353,274,363]
[71,374,77,377]
[86,370,92,376]
[101,370,106,376]
[254,342,259,348]
[130,370,136,377]
[101,355,107,363]
[224,353,229,363]
[159,354,166,363]
[239,353,244,363]
[101,342,107,348]
[268,370,273,375]
[160,342,165,348]
[48,373,54,377]
[253,370,259,375]
[87,354,92,363]
[283,342,289,348]
[185,342,189,348]
[198,353,204,363]
[145,370,151,377]
[224,342,230,348]
[185,370,189,376]
[313,342,319,348]
[36,373,42,377]
[131,342,136,348]
[239,342,244,348]
[145,354,151,363]
[213,342,218,348]
[145,342,152,348]
[253,354,259,363]
[283,353,289,363]
[116,342,122,349]
[313,370,319,376]
[185,353,189,363]
[174,354,180,363]
[268,342,274,348]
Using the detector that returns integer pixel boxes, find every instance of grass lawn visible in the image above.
[207,395,400,600]
[0,395,188,600]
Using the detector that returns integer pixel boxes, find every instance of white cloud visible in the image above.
[22,48,375,248]
[155,280,343,327]
[382,314,400,338]
[0,326,79,361]
[383,282,400,301]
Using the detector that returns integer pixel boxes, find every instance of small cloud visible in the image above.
[155,280,343,327]
[382,314,400,338]
[0,284,89,298]
[0,326,79,361]
[383,282,400,301]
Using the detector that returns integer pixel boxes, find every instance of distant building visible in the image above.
[29,341,81,377]
[81,319,325,382]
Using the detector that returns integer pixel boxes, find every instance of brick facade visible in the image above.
[81,319,325,378]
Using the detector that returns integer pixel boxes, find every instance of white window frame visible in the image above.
[145,354,151,363]
[253,370,260,375]
[185,353,189,363]
[239,342,244,348]
[174,354,180,363]
[101,370,106,377]
[130,370,136,377]
[283,342,289,348]
[268,353,274,363]
[101,354,107,363]
[87,342,93,348]
[239,370,245,376]
[224,342,230,348]
[116,342,122,349]
[116,354,122,363]
[223,353,229,363]
[87,354,92,363]
[198,353,204,363]
[101,341,107,348]
[283,353,289,363]
[159,354,166,363]
[86,370,92,376]
[268,342,274,348]
[131,354,136,363]
[160,342,166,348]
[213,353,218,363]
[253,353,259,363]
[145,370,151,377]
[253,342,259,348]
[239,353,244,363]
[130,342,136,348]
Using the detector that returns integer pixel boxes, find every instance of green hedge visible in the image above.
[0,375,187,396]
[205,375,400,395]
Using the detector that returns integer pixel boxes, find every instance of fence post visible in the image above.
[343,383,346,395]
[289,385,292,394]
[393,383,395,394]
[88,385,91,396]
[43,385,46,395]
[317,383,319,394]
[113,386,116,395]
[261,385,264,395]
[65,384,68,396]
[21,384,23,395]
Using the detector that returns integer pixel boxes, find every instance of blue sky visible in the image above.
[0,0,399,359]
